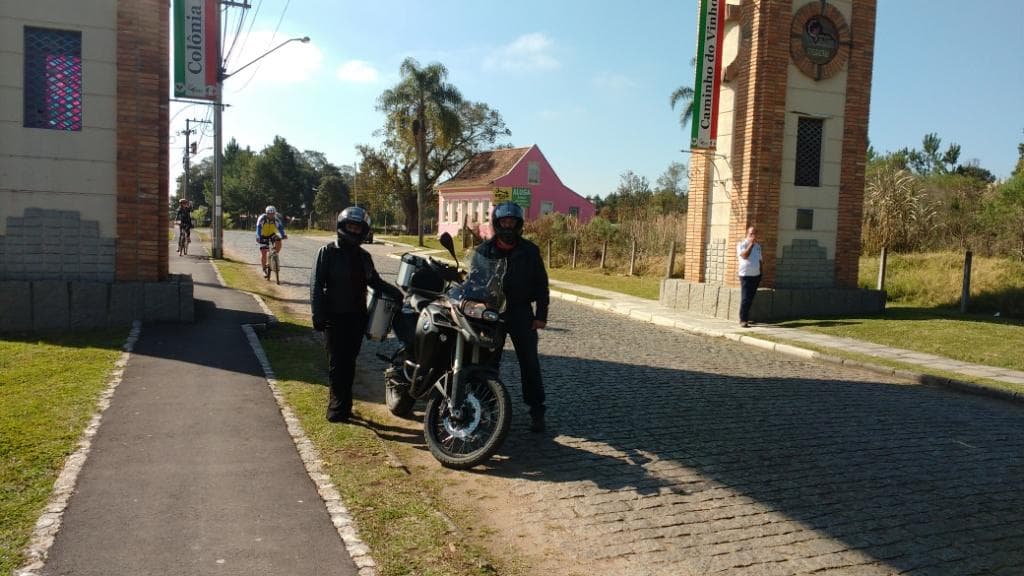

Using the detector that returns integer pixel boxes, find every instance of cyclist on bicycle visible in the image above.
[256,205,287,274]
[176,198,193,254]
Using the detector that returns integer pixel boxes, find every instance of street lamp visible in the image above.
[211,36,310,259]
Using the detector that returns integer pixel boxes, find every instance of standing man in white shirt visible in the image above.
[736,226,763,328]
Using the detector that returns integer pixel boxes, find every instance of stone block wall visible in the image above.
[0,274,193,332]
[775,239,835,288]
[660,278,884,322]
[704,238,728,285]
[0,209,115,282]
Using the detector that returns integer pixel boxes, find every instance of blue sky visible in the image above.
[169,0,1024,200]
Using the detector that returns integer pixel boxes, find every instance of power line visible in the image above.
[235,0,291,92]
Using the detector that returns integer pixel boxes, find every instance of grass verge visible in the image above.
[546,267,660,300]
[209,257,517,576]
[0,329,127,574]
[775,306,1024,372]
[754,332,1024,397]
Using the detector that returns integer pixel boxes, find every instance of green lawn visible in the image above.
[547,267,661,300]
[0,330,126,574]
[777,306,1024,372]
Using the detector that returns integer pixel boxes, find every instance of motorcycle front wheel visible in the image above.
[423,375,511,470]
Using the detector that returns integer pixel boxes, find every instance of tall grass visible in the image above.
[859,251,1024,316]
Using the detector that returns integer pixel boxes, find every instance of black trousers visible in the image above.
[492,305,545,417]
[739,274,762,322]
[324,313,366,418]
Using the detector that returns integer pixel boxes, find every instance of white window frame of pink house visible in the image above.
[482,200,490,222]
[528,161,540,184]
[471,200,478,223]
[540,200,554,215]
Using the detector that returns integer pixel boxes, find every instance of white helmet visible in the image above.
[265,205,277,215]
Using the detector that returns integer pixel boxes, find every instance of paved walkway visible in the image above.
[30,238,363,576]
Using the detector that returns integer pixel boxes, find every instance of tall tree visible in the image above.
[654,161,688,214]
[905,132,961,176]
[670,58,697,133]
[1014,130,1024,177]
[250,136,306,222]
[670,86,694,132]
[377,58,464,246]
[313,174,349,228]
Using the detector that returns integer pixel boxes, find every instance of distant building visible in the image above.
[436,145,596,239]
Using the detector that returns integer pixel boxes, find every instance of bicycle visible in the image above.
[263,234,282,284]
[177,225,190,256]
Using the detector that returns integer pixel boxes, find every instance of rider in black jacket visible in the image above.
[310,206,400,422]
[477,201,550,432]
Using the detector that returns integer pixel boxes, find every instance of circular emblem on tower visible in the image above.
[790,2,851,81]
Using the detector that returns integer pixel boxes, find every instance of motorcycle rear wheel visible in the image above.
[424,375,511,469]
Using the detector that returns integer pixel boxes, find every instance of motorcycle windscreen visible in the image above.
[455,250,508,312]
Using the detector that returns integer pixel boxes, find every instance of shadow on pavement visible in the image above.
[484,352,1024,573]
[351,333,1024,573]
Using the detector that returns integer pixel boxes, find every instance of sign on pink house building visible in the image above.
[436,145,596,239]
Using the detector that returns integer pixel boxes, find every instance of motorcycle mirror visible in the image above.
[439,232,458,265]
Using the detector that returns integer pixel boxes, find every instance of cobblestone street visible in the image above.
[224,231,1024,575]
[486,301,1024,575]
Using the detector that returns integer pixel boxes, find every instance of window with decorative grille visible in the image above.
[24,27,82,131]
[795,117,823,187]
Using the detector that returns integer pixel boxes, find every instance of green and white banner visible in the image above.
[691,0,725,149]
[173,0,219,100]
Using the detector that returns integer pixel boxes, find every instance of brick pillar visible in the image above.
[724,0,791,288]
[835,0,877,288]
[683,152,712,282]
[116,0,169,282]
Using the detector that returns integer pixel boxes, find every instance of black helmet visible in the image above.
[492,201,524,244]
[337,206,370,245]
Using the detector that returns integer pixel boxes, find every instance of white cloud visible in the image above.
[592,72,638,91]
[223,31,322,90]
[484,33,559,71]
[336,60,380,84]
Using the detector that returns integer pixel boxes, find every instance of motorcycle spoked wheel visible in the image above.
[423,375,511,470]
[384,376,416,418]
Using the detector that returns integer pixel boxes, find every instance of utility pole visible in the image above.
[211,0,308,258]
[180,118,210,204]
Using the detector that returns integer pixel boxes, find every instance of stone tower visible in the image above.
[663,0,884,321]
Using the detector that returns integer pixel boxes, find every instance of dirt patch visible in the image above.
[238,258,596,576]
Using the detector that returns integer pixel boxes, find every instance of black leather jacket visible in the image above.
[476,237,550,323]
[309,240,398,328]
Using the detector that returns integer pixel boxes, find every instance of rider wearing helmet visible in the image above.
[310,206,401,423]
[176,197,194,248]
[256,205,287,274]
[478,201,550,433]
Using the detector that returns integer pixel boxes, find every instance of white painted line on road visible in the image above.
[15,321,142,576]
[953,439,978,450]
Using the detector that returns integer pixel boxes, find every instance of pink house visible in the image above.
[436,145,596,239]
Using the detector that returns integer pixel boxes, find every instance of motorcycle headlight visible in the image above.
[461,301,487,319]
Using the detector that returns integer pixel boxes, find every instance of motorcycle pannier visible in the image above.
[365,288,401,341]
[396,253,424,290]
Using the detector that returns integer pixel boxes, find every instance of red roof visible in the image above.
[438,146,532,189]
